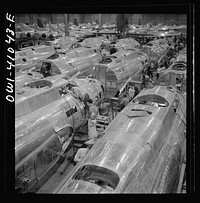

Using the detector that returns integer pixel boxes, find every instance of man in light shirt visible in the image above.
[88,112,99,140]
[74,140,95,163]
[74,148,89,163]
[87,99,99,119]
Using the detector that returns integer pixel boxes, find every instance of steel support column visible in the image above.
[99,14,102,30]
[64,14,69,36]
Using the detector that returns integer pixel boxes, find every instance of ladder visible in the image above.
[96,115,110,133]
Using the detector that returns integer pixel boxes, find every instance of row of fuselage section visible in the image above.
[53,50,187,194]
[155,47,187,91]
[15,39,186,193]
[15,37,169,91]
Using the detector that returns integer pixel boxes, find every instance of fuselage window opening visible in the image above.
[72,165,120,190]
[133,94,169,107]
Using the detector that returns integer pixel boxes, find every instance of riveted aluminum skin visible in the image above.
[156,49,187,89]
[141,39,169,63]
[15,45,56,72]
[15,47,102,89]
[54,86,186,193]
[15,76,104,167]
[95,50,149,98]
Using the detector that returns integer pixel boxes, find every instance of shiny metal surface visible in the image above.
[163,61,186,78]
[95,50,149,97]
[15,71,44,90]
[156,50,187,88]
[15,76,104,167]
[15,75,103,118]
[175,48,187,63]
[54,86,186,193]
[114,38,140,50]
[80,36,110,49]
[15,47,102,89]
[15,46,56,72]
[15,76,68,118]
[142,39,169,62]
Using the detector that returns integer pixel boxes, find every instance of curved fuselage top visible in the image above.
[175,49,187,63]
[15,46,56,72]
[15,76,104,166]
[55,85,185,193]
[96,50,149,96]
[15,74,103,118]
[15,47,102,89]
[142,39,169,61]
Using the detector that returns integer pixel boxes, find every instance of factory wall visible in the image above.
[15,13,187,25]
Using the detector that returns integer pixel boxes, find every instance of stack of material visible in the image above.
[96,115,110,133]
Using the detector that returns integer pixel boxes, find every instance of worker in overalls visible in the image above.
[87,99,99,141]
